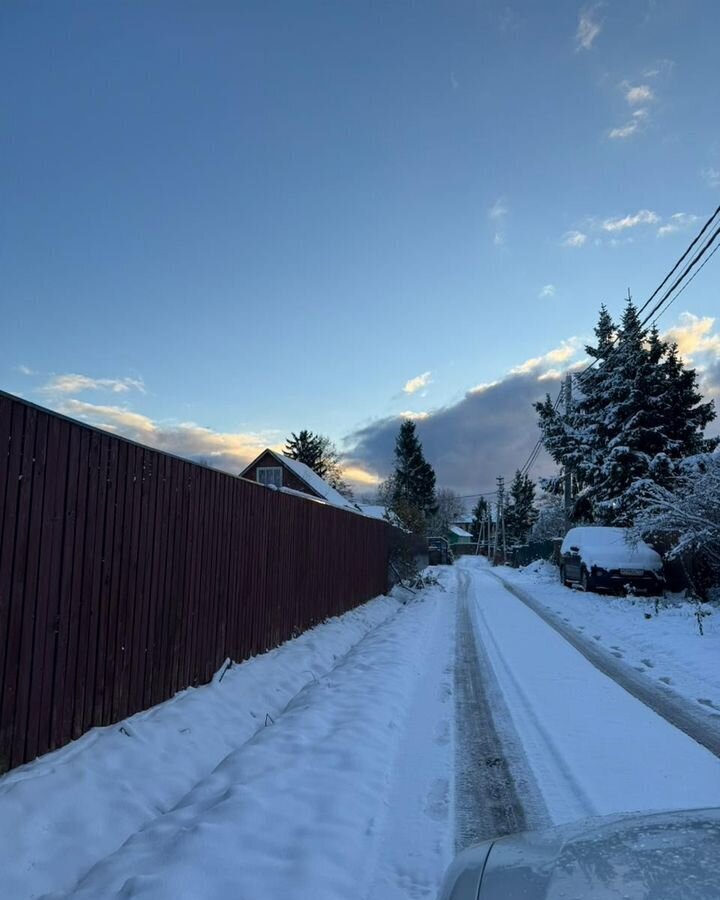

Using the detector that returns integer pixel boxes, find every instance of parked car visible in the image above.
[559,526,664,595]
[437,807,720,899]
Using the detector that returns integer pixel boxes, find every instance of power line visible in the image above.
[635,204,720,318]
[652,241,720,325]
[576,215,720,389]
[641,223,720,324]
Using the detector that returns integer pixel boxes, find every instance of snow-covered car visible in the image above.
[559,526,663,595]
[437,807,720,899]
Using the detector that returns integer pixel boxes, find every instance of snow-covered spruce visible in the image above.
[535,300,717,526]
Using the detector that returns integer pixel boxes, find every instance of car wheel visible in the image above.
[580,567,593,593]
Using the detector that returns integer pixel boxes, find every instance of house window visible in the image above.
[257,466,283,488]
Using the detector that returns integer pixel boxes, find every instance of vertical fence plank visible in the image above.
[0,400,25,773]
[27,413,69,760]
[49,424,81,751]
[131,448,157,718]
[7,408,46,768]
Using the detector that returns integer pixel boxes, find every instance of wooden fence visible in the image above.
[0,391,391,773]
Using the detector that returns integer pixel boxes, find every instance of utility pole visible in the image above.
[564,373,573,531]
[495,476,505,564]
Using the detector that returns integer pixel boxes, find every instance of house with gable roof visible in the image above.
[240,449,360,513]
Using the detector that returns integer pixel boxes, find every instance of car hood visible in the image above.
[440,809,720,900]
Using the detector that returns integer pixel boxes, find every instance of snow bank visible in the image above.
[0,591,405,900]
[43,587,447,900]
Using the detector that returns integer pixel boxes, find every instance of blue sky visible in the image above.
[2,1,719,492]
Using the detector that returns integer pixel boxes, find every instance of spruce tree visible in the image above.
[390,420,437,532]
[285,430,326,476]
[504,471,538,545]
[535,299,718,526]
[285,430,354,497]
[470,497,490,542]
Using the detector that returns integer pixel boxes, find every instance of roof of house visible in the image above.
[449,525,473,538]
[242,449,360,513]
[358,504,388,521]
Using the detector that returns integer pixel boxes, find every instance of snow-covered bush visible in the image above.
[531,492,567,540]
[633,453,720,599]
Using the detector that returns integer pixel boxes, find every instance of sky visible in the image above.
[2,1,719,499]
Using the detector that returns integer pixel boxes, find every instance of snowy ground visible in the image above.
[492,557,720,726]
[2,562,720,900]
[0,578,456,900]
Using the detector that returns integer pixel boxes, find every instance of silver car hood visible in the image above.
[440,808,720,900]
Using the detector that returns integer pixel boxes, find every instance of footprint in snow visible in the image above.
[641,658,654,668]
[659,677,673,685]
[698,698,720,710]
[611,651,623,659]
[434,719,451,746]
[424,778,449,821]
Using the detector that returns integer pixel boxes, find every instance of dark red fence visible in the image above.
[0,391,391,773]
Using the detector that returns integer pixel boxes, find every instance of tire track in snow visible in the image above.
[465,570,596,824]
[454,571,549,852]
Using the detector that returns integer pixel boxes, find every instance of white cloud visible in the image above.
[562,230,587,248]
[609,83,655,139]
[41,373,146,395]
[538,284,556,299]
[55,398,283,472]
[488,198,507,220]
[663,313,720,362]
[576,5,603,50]
[510,338,584,377]
[643,59,675,79]
[488,198,508,246]
[625,84,654,105]
[59,399,157,436]
[601,209,659,232]
[399,410,430,421]
[16,364,36,376]
[609,119,641,139]
[341,464,380,487]
[657,212,700,237]
[469,380,500,395]
[403,371,432,394]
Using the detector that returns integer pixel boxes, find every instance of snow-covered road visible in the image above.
[456,559,720,829]
[3,562,720,900]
